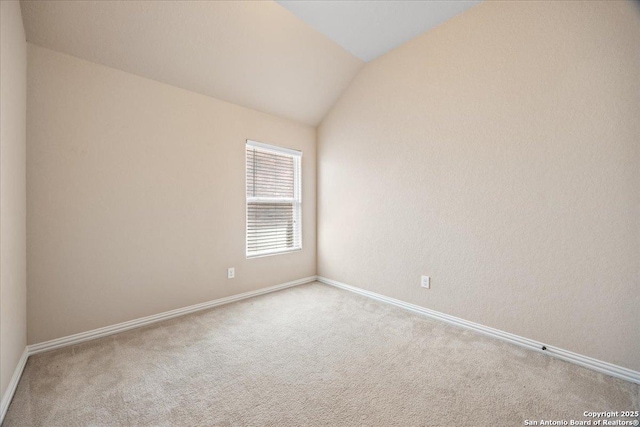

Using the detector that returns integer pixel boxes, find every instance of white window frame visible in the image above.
[246,140,302,258]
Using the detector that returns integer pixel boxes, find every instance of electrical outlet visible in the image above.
[421,275,430,289]
[228,268,235,279]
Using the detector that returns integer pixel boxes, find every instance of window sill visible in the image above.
[246,247,302,259]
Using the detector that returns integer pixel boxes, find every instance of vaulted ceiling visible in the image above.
[20,0,363,126]
[277,1,480,62]
[20,1,479,126]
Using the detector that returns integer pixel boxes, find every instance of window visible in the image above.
[246,140,302,258]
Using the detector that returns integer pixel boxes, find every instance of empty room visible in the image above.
[1,0,639,425]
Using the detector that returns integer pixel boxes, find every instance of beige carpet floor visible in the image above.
[3,282,639,426]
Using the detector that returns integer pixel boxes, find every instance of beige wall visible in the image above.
[318,1,640,371]
[20,0,363,126]
[27,45,316,344]
[0,1,27,399]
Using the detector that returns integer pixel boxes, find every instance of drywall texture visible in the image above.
[0,0,27,399]
[318,1,640,371]
[27,45,316,344]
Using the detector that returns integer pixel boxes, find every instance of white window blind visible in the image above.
[246,140,301,258]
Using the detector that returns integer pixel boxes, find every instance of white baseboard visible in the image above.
[10,273,636,423]
[317,276,640,385]
[28,276,317,356]
[0,276,317,421]
[0,348,28,425]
